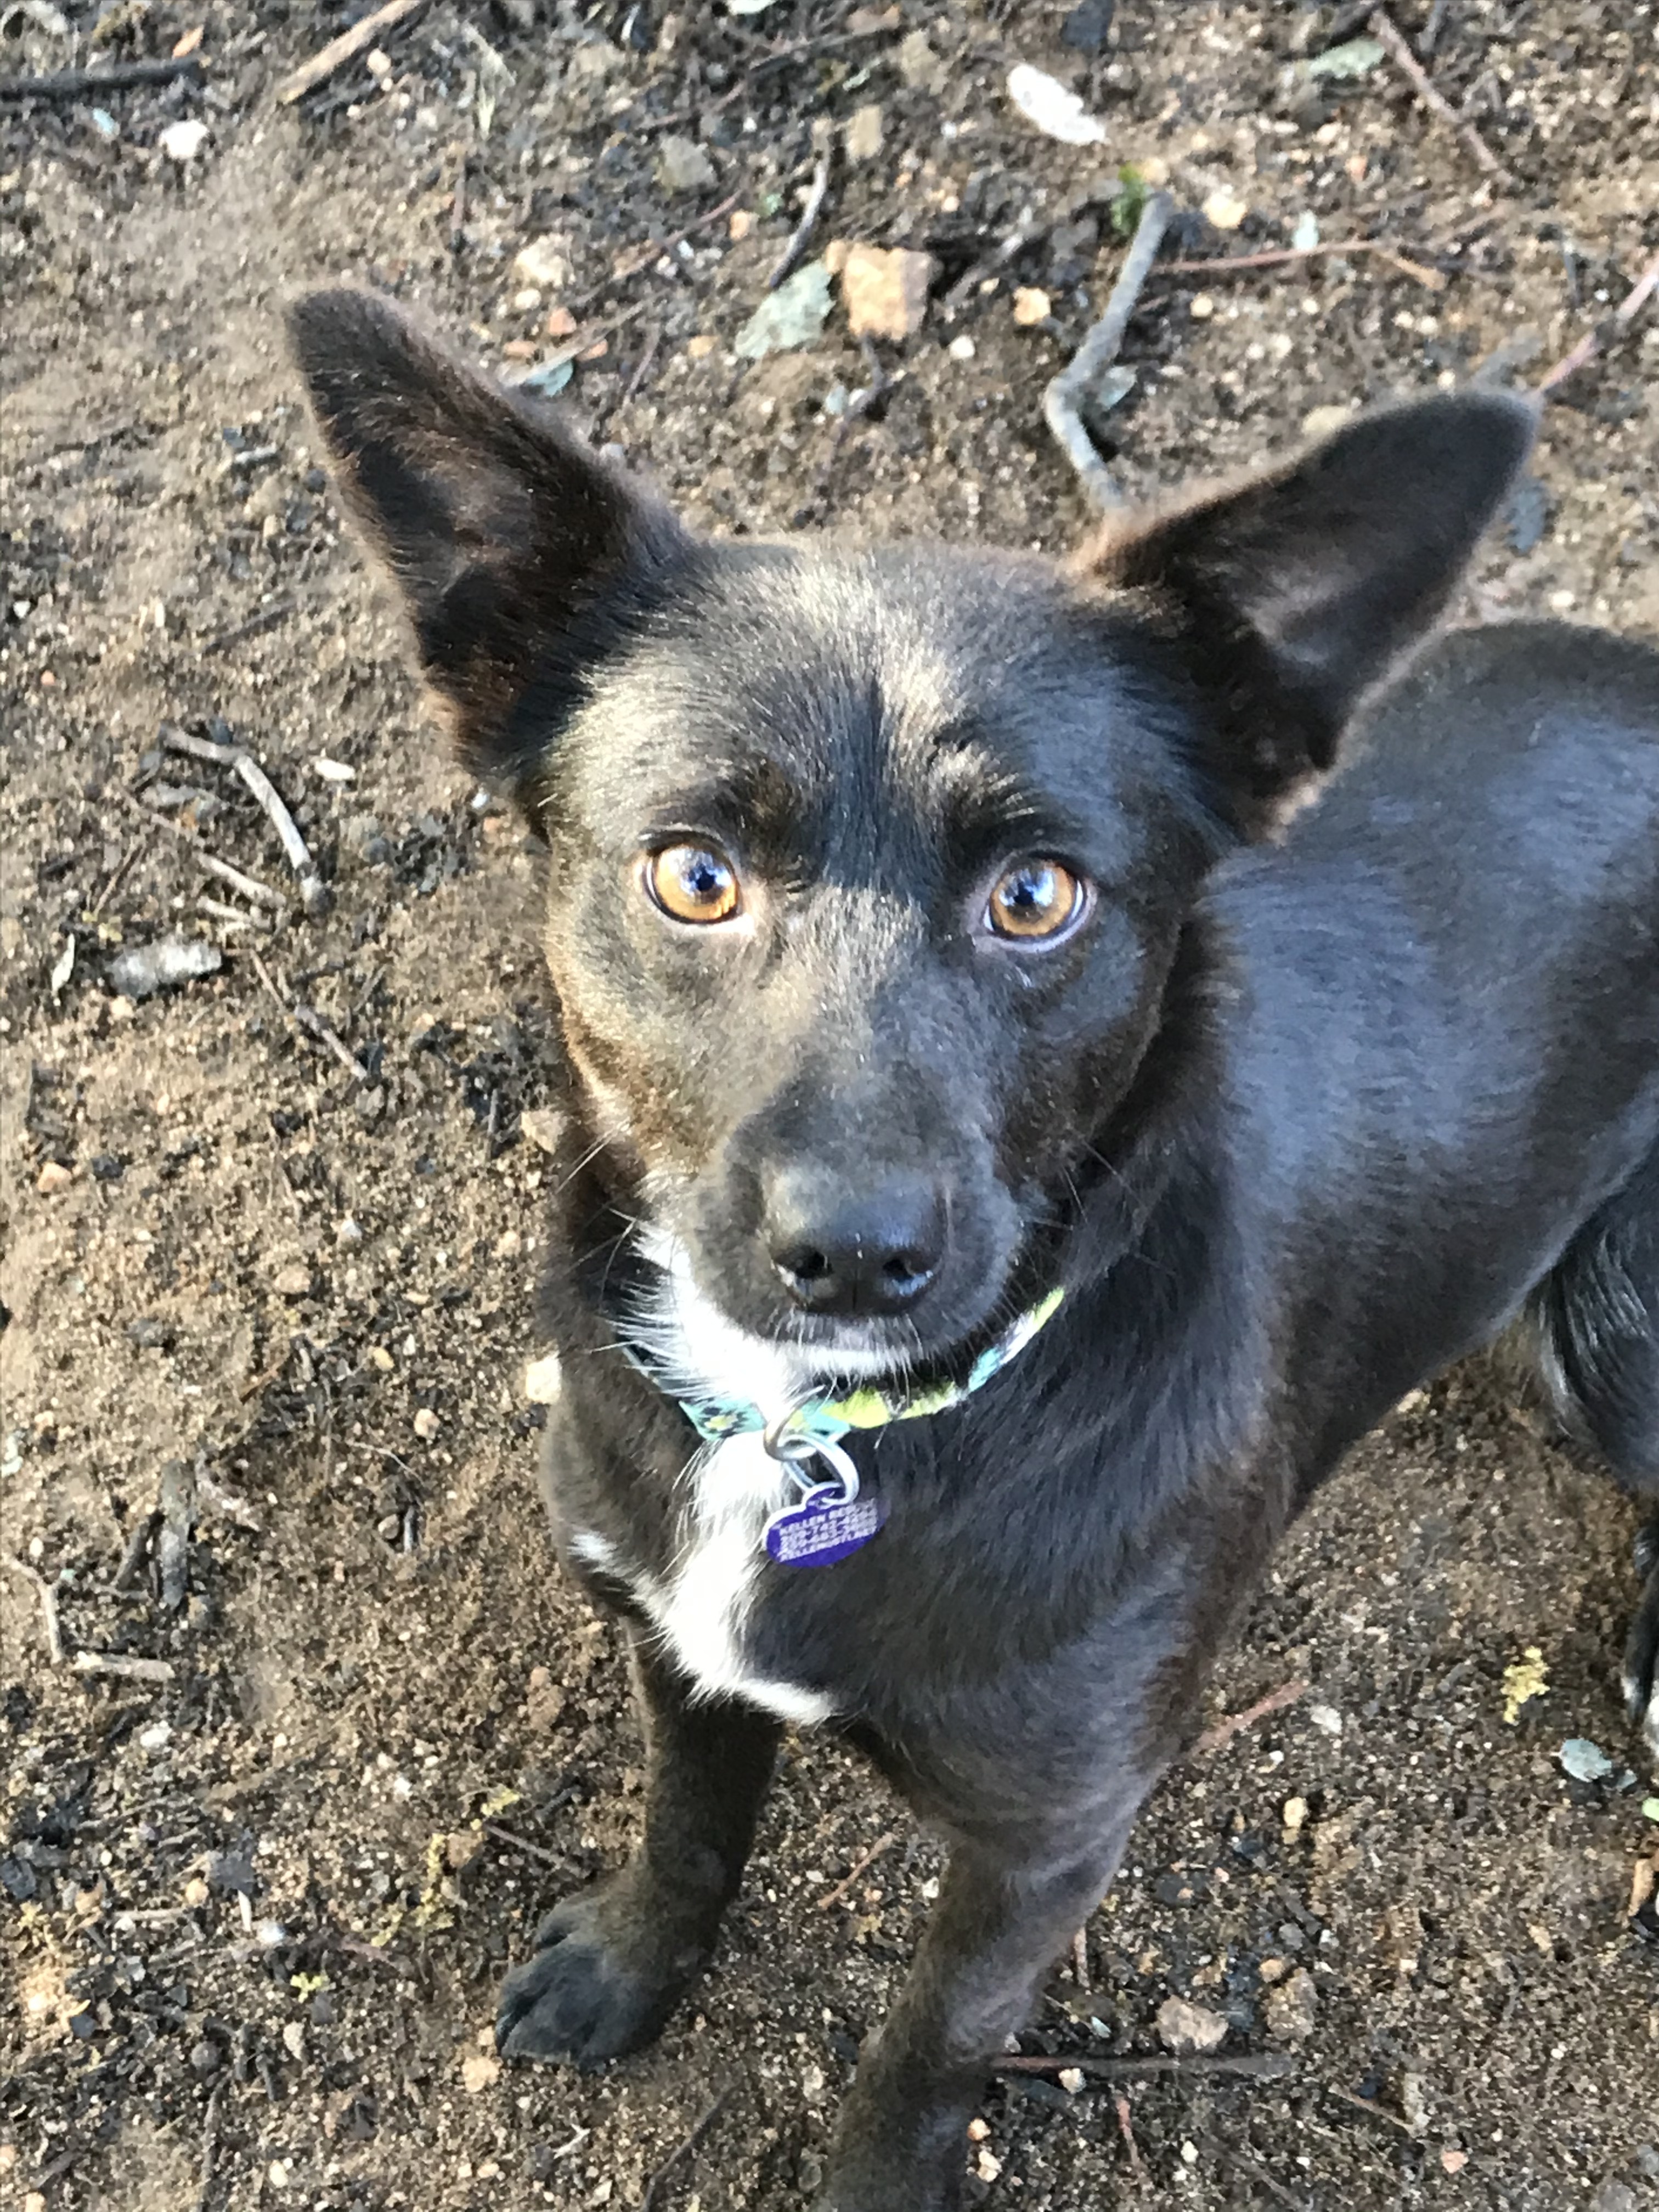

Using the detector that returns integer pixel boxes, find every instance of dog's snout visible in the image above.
[765,1169,946,1318]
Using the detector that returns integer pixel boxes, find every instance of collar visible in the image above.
[627,1286,1066,1453]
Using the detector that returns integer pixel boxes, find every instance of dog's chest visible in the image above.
[563,1258,847,1727]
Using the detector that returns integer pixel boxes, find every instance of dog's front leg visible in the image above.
[820,1815,1140,2212]
[496,1637,780,2065]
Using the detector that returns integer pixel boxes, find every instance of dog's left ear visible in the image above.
[288,287,691,805]
[1088,390,1536,833]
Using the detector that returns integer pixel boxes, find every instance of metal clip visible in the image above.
[760,1402,861,1503]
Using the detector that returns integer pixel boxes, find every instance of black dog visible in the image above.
[291,289,1659,2211]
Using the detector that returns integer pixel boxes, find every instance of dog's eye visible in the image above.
[985,860,1085,943]
[645,843,742,925]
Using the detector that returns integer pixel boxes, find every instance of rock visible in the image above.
[159,119,208,163]
[412,1407,440,1440]
[1189,294,1216,321]
[733,261,832,358]
[461,2052,500,2094]
[272,1262,312,1299]
[1061,0,1114,50]
[1007,63,1107,146]
[1202,188,1249,232]
[1012,286,1051,326]
[1155,1996,1229,2054]
[840,244,936,341]
[514,236,572,292]
[947,335,976,363]
[445,1830,483,1871]
[108,935,222,1000]
[896,29,944,93]
[1559,1737,1616,1784]
[521,1106,565,1154]
[656,134,716,194]
[845,103,883,162]
[1263,1966,1318,2044]
[36,1160,75,1195]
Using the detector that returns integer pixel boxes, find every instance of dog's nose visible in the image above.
[765,1170,946,1317]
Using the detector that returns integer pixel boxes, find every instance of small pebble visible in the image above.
[947,335,976,362]
[1189,293,1215,320]
[413,1408,440,1440]
[159,119,208,164]
[1012,286,1052,326]
[1282,1795,1308,1833]
[1202,187,1249,231]
[37,1161,74,1195]
[1263,1966,1318,2045]
[1155,1996,1229,2053]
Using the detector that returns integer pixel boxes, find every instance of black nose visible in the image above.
[766,1170,947,1318]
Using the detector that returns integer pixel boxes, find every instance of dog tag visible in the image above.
[764,1481,885,1569]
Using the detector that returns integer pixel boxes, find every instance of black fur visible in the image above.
[292,288,1659,2212]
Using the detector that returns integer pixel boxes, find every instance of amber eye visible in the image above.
[985,859,1086,943]
[645,843,742,924]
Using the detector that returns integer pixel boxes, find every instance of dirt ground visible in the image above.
[3,3,1658,2208]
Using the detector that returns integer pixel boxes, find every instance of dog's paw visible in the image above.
[494,1878,713,2066]
[1624,1511,1659,1764]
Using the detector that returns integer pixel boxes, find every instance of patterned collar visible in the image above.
[627,1287,1066,1454]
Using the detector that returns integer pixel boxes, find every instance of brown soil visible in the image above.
[2,4,1657,2209]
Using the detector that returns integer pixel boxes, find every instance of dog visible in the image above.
[290,287,1659,2211]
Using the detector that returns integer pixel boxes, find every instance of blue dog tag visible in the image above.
[764,1481,886,1569]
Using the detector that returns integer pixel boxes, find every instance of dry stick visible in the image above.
[1199,2133,1306,2211]
[1418,0,1452,57]
[1191,1675,1309,1759]
[769,145,832,290]
[72,1650,174,1683]
[250,949,367,1081]
[194,2084,222,2212]
[3,1552,64,1664]
[201,594,295,655]
[112,782,287,911]
[1325,2081,1417,2134]
[1369,7,1519,188]
[90,834,142,917]
[619,322,664,409]
[639,2089,731,2212]
[275,0,427,104]
[0,55,203,100]
[997,2051,1296,2084]
[1114,2092,1149,2191]
[816,1827,898,1909]
[1156,238,1446,291]
[484,1820,563,1867]
[568,194,742,313]
[1538,247,1659,392]
[1045,190,1175,510]
[233,754,326,916]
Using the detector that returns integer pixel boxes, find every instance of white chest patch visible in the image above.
[599,1228,896,1729]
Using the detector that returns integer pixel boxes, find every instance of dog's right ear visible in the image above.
[287,288,689,802]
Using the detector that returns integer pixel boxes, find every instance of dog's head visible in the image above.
[291,290,1530,1383]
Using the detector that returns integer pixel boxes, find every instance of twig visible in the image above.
[1192,1677,1309,1759]
[537,299,650,377]
[1071,1926,1092,1993]
[233,754,326,916]
[194,2083,222,2212]
[483,1821,563,1867]
[568,195,741,313]
[619,323,663,409]
[1418,0,1452,57]
[112,1511,159,1593]
[72,1650,174,1683]
[90,836,142,917]
[197,896,268,933]
[639,2089,731,2211]
[275,0,427,104]
[0,56,203,100]
[1045,190,1173,509]
[769,146,832,291]
[1199,2133,1307,2211]
[1324,2081,1417,2135]
[1114,2091,1149,2190]
[1156,239,1446,291]
[995,2051,1296,2084]
[157,1459,196,1613]
[112,782,287,912]
[816,1828,898,1910]
[161,726,240,768]
[1369,7,1519,188]
[635,24,896,133]
[2,1551,63,1664]
[1538,248,1659,393]
[201,594,296,655]
[249,950,367,1081]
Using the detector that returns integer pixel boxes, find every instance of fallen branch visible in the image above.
[1156,239,1446,292]
[769,144,832,291]
[72,1650,174,1684]
[1369,7,1519,189]
[816,1828,899,1910]
[639,2090,731,2212]
[1191,1677,1308,1759]
[3,1551,63,1664]
[0,56,203,100]
[1538,247,1659,393]
[114,781,288,912]
[1045,190,1174,510]
[160,726,325,913]
[275,0,427,105]
[996,2051,1296,2084]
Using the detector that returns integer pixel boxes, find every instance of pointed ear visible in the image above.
[287,287,690,797]
[1086,390,1537,834]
